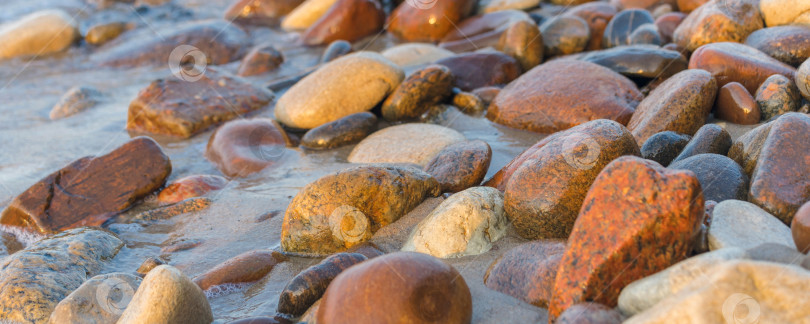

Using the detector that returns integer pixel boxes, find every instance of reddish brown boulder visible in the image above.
[386,0,476,42]
[486,60,641,134]
[157,175,228,204]
[205,118,292,178]
[237,44,284,76]
[277,253,367,316]
[673,0,763,52]
[192,250,288,290]
[439,10,533,53]
[549,156,704,320]
[127,69,274,138]
[745,25,810,67]
[484,240,566,308]
[0,137,171,234]
[792,201,810,253]
[316,252,472,324]
[627,69,718,145]
[564,2,617,51]
[688,42,797,94]
[224,0,305,26]
[301,0,385,46]
[424,140,492,193]
[434,52,521,91]
[749,113,810,224]
[381,64,454,121]
[714,81,760,125]
[556,303,623,324]
[497,20,543,72]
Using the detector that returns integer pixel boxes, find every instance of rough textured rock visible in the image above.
[157,175,227,204]
[708,199,796,250]
[237,43,284,76]
[640,131,691,166]
[688,42,797,94]
[760,0,810,27]
[386,0,476,42]
[602,9,655,48]
[192,250,287,290]
[434,52,521,91]
[224,0,305,26]
[424,140,492,193]
[670,124,731,163]
[627,69,717,145]
[48,273,141,324]
[281,165,440,255]
[673,0,763,52]
[380,43,454,67]
[668,154,748,202]
[316,252,472,324]
[549,156,704,321]
[0,10,78,60]
[205,118,292,178]
[0,228,123,323]
[539,16,590,57]
[275,52,403,129]
[118,265,213,324]
[402,187,507,258]
[728,121,772,176]
[556,303,623,324]
[49,86,104,120]
[755,74,801,120]
[277,253,366,316]
[564,2,617,51]
[714,81,760,124]
[578,45,687,80]
[793,201,810,253]
[348,123,465,167]
[127,69,274,138]
[381,65,454,121]
[497,20,543,72]
[487,60,642,133]
[0,137,171,233]
[483,240,565,308]
[280,0,338,30]
[745,25,810,67]
[300,112,377,150]
[300,0,385,45]
[503,120,640,239]
[439,10,533,53]
[749,113,810,223]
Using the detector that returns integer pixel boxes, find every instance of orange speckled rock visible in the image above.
[564,2,617,51]
[749,112,810,224]
[677,0,708,13]
[386,0,476,42]
[484,240,565,308]
[158,175,227,204]
[224,0,305,26]
[192,250,287,290]
[673,0,763,52]
[688,42,796,94]
[300,0,385,46]
[205,118,292,178]
[548,155,704,321]
[486,60,641,134]
[316,252,472,324]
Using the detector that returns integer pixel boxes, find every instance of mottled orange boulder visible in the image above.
[205,118,292,178]
[677,0,708,12]
[386,0,476,42]
[673,0,763,51]
[688,42,796,94]
[549,156,704,321]
[564,2,617,51]
[0,137,171,234]
[224,0,305,26]
[300,0,385,46]
[192,250,287,290]
[484,240,565,308]
[486,60,641,134]
[157,175,227,204]
[316,252,472,323]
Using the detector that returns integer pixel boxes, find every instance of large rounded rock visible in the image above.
[755,74,801,120]
[118,265,213,324]
[381,65,454,121]
[205,118,292,178]
[745,25,810,67]
[48,273,142,324]
[275,52,403,129]
[708,200,796,250]
[386,0,476,42]
[300,0,385,45]
[424,140,492,193]
[402,187,507,258]
[0,10,78,60]
[760,0,810,27]
[300,112,377,150]
[316,252,472,323]
[688,42,796,94]
[277,253,367,316]
[487,60,642,133]
[673,0,763,52]
[348,124,465,167]
[668,154,748,202]
[484,240,566,308]
[434,52,521,91]
[627,69,718,145]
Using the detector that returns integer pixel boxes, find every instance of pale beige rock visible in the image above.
[49,273,142,324]
[117,265,213,324]
[348,123,465,167]
[402,187,507,258]
[281,0,339,30]
[760,0,810,27]
[0,10,78,60]
[275,52,404,129]
[708,199,796,250]
[481,0,541,13]
[624,260,810,324]
[380,43,455,67]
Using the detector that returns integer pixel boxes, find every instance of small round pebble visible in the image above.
[792,201,810,253]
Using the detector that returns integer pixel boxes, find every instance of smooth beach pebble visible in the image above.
[670,124,731,163]
[158,175,227,204]
[688,42,796,94]
[381,65,454,122]
[348,123,465,167]
[755,74,801,121]
[745,25,810,67]
[672,0,763,52]
[237,43,284,76]
[192,250,288,291]
[484,240,566,308]
[792,202,810,253]
[277,253,367,316]
[640,131,691,166]
[300,112,377,150]
[424,140,492,193]
[434,52,521,91]
[439,10,534,53]
[714,82,760,124]
[205,118,292,178]
[0,10,78,60]
[539,16,590,57]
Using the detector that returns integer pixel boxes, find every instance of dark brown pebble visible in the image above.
[277,252,367,316]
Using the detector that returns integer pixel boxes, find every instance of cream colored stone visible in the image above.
[0,10,78,60]
[281,0,339,30]
[760,0,810,26]
[708,199,796,250]
[402,187,507,258]
[117,265,213,324]
[481,0,541,13]
[348,123,465,167]
[380,43,455,67]
[275,52,403,129]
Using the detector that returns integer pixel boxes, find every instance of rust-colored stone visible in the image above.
[564,2,617,51]
[424,140,492,193]
[300,0,385,46]
[277,253,367,316]
[549,155,704,321]
[755,74,802,120]
[497,20,543,72]
[673,0,763,52]
[434,52,521,91]
[158,175,227,204]
[386,0,476,42]
[792,201,810,253]
[192,250,288,291]
[715,81,760,125]
[484,240,565,308]
[224,0,305,26]
[439,10,533,53]
[677,0,708,13]
[237,43,284,76]
[688,42,797,94]
[381,64,454,121]
[205,118,292,178]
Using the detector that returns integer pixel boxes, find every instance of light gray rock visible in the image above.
[49,273,142,324]
[117,265,212,324]
[348,123,465,167]
[708,199,796,250]
[0,10,78,60]
[402,187,508,258]
[50,86,104,120]
[380,43,455,67]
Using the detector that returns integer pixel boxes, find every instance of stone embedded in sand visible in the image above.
[602,9,655,48]
[714,81,760,125]
[158,175,227,204]
[277,253,367,316]
[728,121,772,176]
[192,250,287,291]
[556,303,623,324]
[708,200,796,250]
[749,113,810,224]
[48,272,142,324]
[381,65,454,122]
[205,118,292,178]
[0,228,123,323]
[275,52,403,130]
[0,137,171,234]
[640,131,691,166]
[386,0,476,42]
[484,240,565,308]
[486,60,641,134]
[578,45,687,80]
[549,156,704,321]
[434,52,521,92]
[496,20,543,71]
[237,43,284,76]
[281,0,338,30]
[0,10,78,60]
[539,16,590,57]
[281,165,440,255]
[300,112,377,150]
[793,202,810,253]
[49,85,105,120]
[627,69,717,145]
[688,42,796,94]
[760,0,810,27]
[503,119,640,240]
[225,0,305,26]
[402,187,507,258]
[316,252,472,324]
[118,265,213,324]
[564,2,617,51]
[127,69,274,138]
[669,154,748,202]
[673,0,763,52]
[380,43,454,67]
[670,124,731,163]
[300,0,385,46]
[755,74,801,120]
[348,123,465,167]
[424,140,492,193]
[746,25,810,67]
